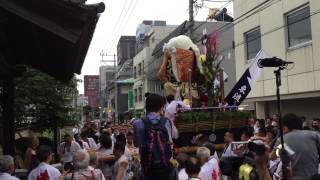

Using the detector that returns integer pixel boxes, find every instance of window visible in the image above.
[134,89,138,102]
[138,87,143,102]
[287,6,312,47]
[245,27,261,60]
[152,37,155,43]
[133,66,136,78]
[138,63,142,76]
[142,60,144,74]
[145,39,150,47]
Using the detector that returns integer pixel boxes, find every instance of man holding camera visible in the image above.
[275,113,320,180]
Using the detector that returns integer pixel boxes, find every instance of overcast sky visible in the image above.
[78,0,233,93]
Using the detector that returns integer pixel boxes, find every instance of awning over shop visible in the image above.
[115,78,134,84]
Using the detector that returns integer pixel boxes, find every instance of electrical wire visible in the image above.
[195,0,279,44]
[105,0,232,58]
[142,8,320,77]
[103,0,129,50]
[195,0,232,18]
[116,0,141,41]
[105,0,135,51]
[108,0,319,81]
[203,0,230,2]
[218,8,320,55]
[140,0,274,72]
[190,0,234,41]
[194,0,277,42]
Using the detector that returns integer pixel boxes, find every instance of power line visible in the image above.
[204,0,230,2]
[107,0,231,55]
[192,0,279,45]
[213,0,276,35]
[130,0,234,75]
[132,0,234,74]
[134,0,273,73]
[201,0,281,47]
[219,0,232,9]
[193,0,277,42]
[115,0,305,80]
[195,0,233,18]
[103,0,129,50]
[190,0,234,40]
[219,8,320,55]
[116,0,140,41]
[142,7,320,77]
[105,0,135,51]
[106,0,134,51]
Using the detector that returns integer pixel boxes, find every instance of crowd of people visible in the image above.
[0,93,320,180]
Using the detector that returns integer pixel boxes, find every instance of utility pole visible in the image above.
[114,54,118,124]
[100,50,117,124]
[189,0,195,40]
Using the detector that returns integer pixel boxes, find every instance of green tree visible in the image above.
[14,67,80,132]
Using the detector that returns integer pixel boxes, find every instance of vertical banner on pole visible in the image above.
[225,50,270,106]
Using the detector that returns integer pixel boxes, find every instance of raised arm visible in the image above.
[115,160,129,180]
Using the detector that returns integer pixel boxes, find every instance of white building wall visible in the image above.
[234,0,320,118]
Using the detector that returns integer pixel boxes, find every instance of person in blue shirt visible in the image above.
[133,93,177,180]
[133,93,178,148]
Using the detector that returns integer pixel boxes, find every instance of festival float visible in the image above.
[159,33,252,145]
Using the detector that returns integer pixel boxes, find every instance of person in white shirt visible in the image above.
[179,168,189,180]
[81,131,98,150]
[59,133,81,171]
[74,133,90,150]
[0,155,20,180]
[220,131,237,180]
[164,95,189,143]
[28,145,61,180]
[72,125,81,137]
[196,147,221,180]
[165,95,190,122]
[97,134,114,179]
[221,131,237,158]
[185,156,201,180]
[112,141,129,180]
[177,153,189,180]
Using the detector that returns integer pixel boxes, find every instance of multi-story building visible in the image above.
[99,65,116,107]
[84,75,99,108]
[234,0,320,119]
[117,36,136,67]
[77,94,88,123]
[133,21,177,114]
[107,36,136,123]
[150,20,237,105]
[107,76,134,123]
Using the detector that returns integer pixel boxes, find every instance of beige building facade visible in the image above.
[133,22,177,113]
[234,0,320,119]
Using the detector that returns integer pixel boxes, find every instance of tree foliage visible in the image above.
[14,67,79,132]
